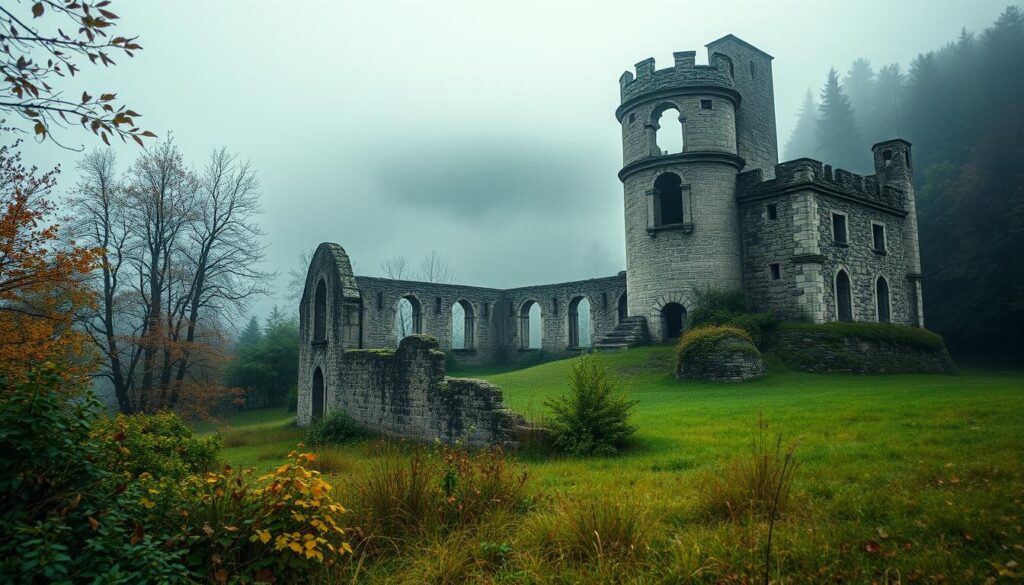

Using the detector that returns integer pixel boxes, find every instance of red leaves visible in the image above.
[864,540,882,554]
[31,3,43,18]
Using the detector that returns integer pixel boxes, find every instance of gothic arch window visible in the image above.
[395,295,423,345]
[519,300,543,350]
[653,172,685,226]
[876,276,891,323]
[451,299,475,350]
[651,103,684,155]
[661,303,686,339]
[835,269,853,322]
[313,278,327,342]
[568,296,592,348]
[311,367,325,420]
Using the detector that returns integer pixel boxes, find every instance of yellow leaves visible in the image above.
[256,530,271,544]
[303,453,317,462]
[288,542,302,554]
[139,497,155,509]
[276,463,291,475]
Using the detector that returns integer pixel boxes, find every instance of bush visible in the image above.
[687,289,778,344]
[92,411,221,480]
[306,408,366,447]
[544,353,637,456]
[777,320,946,351]
[698,417,799,521]
[675,325,757,369]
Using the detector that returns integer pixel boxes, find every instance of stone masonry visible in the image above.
[297,35,929,440]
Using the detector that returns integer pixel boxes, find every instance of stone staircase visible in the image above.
[594,316,650,351]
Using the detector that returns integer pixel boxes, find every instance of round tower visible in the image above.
[616,50,745,341]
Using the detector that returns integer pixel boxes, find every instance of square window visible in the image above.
[767,203,778,220]
[832,213,848,245]
[700,99,713,110]
[872,223,886,252]
[769,263,781,280]
[628,112,636,124]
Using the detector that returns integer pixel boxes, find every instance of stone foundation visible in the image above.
[770,325,954,374]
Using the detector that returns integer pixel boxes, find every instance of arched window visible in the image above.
[451,300,474,350]
[661,303,686,339]
[568,296,592,348]
[311,367,325,419]
[313,278,327,342]
[835,270,853,322]
[876,276,891,323]
[654,105,684,155]
[617,293,628,323]
[654,173,685,226]
[519,300,543,350]
[395,295,423,345]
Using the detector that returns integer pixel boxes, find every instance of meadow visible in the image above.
[213,347,1024,583]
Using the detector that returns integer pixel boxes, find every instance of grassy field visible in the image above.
[212,346,1024,583]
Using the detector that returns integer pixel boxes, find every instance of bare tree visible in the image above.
[418,250,453,283]
[381,256,413,339]
[286,248,314,304]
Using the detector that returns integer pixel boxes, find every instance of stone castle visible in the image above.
[297,35,925,430]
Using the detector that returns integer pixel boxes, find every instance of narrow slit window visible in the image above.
[872,224,886,252]
[767,203,778,220]
[832,213,848,245]
[769,263,781,280]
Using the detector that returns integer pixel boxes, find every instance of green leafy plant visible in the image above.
[675,324,759,372]
[306,408,367,447]
[687,289,778,344]
[544,353,637,456]
[92,411,221,480]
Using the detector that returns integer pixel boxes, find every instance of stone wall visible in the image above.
[769,325,955,374]
[299,335,525,448]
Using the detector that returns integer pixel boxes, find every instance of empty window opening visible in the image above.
[313,279,327,342]
[749,61,756,80]
[568,296,592,348]
[662,303,686,339]
[395,295,422,345]
[602,292,608,311]
[700,99,713,110]
[482,302,489,318]
[876,277,891,323]
[905,150,911,166]
[835,270,853,322]
[311,367,325,420]
[872,223,886,252]
[519,300,543,350]
[832,213,848,244]
[654,105,684,154]
[617,293,628,323]
[767,203,778,220]
[882,149,893,167]
[435,297,442,315]
[628,112,636,124]
[552,297,559,315]
[451,300,474,350]
[654,172,685,226]
[770,263,781,280]
[376,290,383,311]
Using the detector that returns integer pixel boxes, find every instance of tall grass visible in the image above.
[218,420,302,448]
[523,492,655,565]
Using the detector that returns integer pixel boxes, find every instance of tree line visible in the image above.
[784,6,1024,359]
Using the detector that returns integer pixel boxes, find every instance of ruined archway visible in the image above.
[520,300,543,350]
[652,103,684,155]
[311,367,325,419]
[396,295,423,345]
[568,296,592,348]
[451,299,475,350]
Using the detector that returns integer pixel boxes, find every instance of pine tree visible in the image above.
[784,89,818,160]
[844,58,876,147]
[872,64,906,139]
[817,68,865,172]
[237,316,262,349]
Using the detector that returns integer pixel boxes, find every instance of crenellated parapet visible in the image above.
[737,158,907,214]
[618,52,738,111]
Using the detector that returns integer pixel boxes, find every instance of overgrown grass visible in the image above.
[777,320,947,350]
[216,347,1024,582]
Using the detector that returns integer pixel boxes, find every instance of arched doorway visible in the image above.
[451,300,474,349]
[661,303,686,340]
[617,292,628,323]
[568,296,592,348]
[520,300,542,349]
[311,367,325,419]
[313,278,327,342]
[395,295,423,345]
[876,276,891,323]
[835,270,853,322]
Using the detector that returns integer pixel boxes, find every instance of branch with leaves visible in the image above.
[0,1,153,147]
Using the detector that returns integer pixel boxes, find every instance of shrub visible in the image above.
[777,320,946,351]
[544,353,637,456]
[92,411,221,480]
[698,417,799,521]
[524,493,654,564]
[306,408,367,447]
[675,325,758,371]
[687,289,778,344]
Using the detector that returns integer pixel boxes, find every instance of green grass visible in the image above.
[215,346,1024,582]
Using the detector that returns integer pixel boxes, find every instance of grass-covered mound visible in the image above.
[771,321,955,373]
[675,325,766,381]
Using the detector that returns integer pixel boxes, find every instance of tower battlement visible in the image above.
[736,157,908,213]
[618,50,736,103]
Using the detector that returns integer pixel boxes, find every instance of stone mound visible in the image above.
[676,326,766,382]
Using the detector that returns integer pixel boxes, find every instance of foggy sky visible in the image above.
[21,0,1012,322]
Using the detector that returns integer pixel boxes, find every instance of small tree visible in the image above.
[545,353,636,456]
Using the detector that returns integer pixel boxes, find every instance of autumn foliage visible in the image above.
[0,141,96,382]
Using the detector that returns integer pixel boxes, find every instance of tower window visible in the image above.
[882,149,893,167]
[700,99,713,110]
[653,172,685,226]
[832,212,848,245]
[767,203,778,220]
[749,61,757,80]
[872,223,887,253]
[628,112,636,124]
[769,263,781,280]
[653,105,683,154]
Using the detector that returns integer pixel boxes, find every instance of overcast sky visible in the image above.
[22,0,1012,321]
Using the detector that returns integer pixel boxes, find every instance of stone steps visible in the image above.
[594,316,650,351]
